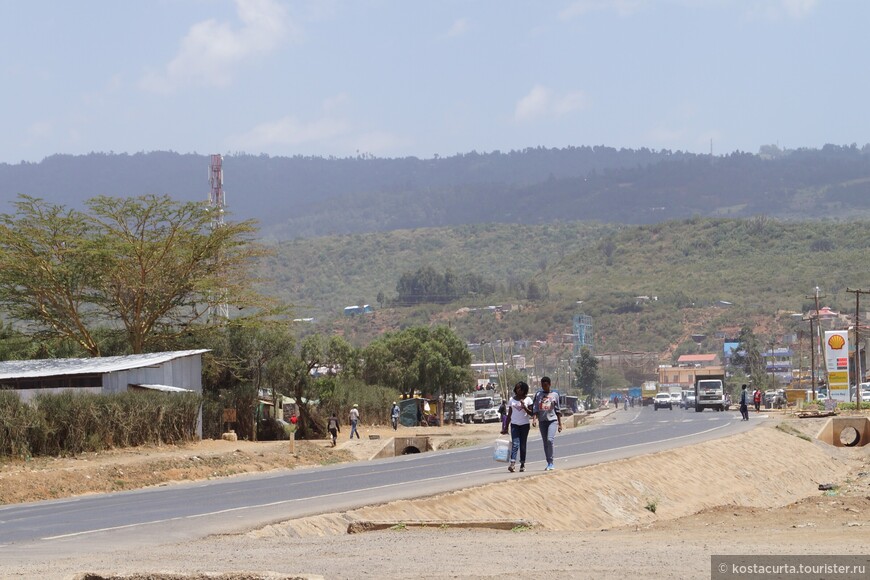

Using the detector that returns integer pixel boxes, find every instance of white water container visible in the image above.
[493,439,510,462]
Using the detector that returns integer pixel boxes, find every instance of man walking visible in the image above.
[739,384,750,421]
[327,412,340,446]
[349,404,361,439]
[533,376,562,471]
[390,401,400,430]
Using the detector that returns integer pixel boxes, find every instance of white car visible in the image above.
[653,393,673,410]
[669,392,681,407]
[474,407,501,423]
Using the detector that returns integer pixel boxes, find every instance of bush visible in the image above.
[256,418,289,441]
[0,391,43,458]
[0,390,203,458]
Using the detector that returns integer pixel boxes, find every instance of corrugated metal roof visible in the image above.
[677,354,718,363]
[0,350,209,380]
[132,384,194,393]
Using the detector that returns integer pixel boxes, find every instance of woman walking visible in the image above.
[532,376,562,471]
[503,381,534,472]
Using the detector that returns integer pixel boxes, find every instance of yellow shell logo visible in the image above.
[828,334,845,350]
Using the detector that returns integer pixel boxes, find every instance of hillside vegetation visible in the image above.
[268,217,870,358]
[3,145,870,239]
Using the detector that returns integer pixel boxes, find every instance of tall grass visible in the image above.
[0,390,202,458]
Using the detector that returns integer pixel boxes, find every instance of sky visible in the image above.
[1,0,867,163]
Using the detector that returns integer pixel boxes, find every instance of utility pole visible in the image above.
[802,316,816,399]
[846,287,870,411]
[806,287,826,398]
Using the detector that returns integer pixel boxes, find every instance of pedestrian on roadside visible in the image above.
[327,412,340,446]
[504,381,534,473]
[739,384,750,421]
[753,388,762,412]
[532,376,562,471]
[390,401,400,430]
[349,404,361,439]
[498,399,507,433]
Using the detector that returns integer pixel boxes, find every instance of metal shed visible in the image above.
[0,349,209,435]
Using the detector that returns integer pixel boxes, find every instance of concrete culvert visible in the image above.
[401,446,421,454]
[839,426,861,447]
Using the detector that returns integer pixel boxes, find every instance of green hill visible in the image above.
[262,217,870,362]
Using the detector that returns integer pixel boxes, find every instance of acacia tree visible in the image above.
[574,346,601,397]
[0,195,269,355]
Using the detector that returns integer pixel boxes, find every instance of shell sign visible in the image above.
[824,330,851,401]
[828,334,846,350]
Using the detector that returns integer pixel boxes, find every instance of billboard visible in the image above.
[823,330,850,401]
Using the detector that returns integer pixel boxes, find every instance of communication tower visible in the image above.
[208,154,226,228]
[573,313,594,357]
[208,154,229,318]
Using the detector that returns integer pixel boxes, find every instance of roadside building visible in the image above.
[0,349,208,436]
[658,353,724,391]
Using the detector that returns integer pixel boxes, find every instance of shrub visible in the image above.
[0,390,203,458]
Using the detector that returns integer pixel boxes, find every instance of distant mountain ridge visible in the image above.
[2,145,869,239]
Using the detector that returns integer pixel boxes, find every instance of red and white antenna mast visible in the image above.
[208,154,226,228]
[208,154,229,319]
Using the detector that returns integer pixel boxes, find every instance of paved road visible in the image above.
[0,405,761,560]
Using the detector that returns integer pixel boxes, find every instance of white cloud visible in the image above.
[514,85,586,122]
[559,0,645,20]
[229,93,408,155]
[232,115,350,149]
[447,18,469,37]
[140,0,293,94]
[745,0,817,20]
[25,120,54,146]
[779,0,817,18]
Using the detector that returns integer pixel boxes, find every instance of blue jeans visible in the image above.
[539,419,557,465]
[510,423,530,464]
[350,419,360,438]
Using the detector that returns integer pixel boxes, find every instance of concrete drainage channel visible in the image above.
[372,436,432,458]
[816,417,870,447]
[347,519,536,533]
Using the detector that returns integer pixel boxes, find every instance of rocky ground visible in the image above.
[2,411,869,579]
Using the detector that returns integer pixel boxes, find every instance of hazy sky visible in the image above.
[1,0,866,163]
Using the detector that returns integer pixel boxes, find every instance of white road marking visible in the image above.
[41,420,736,541]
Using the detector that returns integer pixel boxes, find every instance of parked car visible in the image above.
[474,407,501,423]
[653,393,673,410]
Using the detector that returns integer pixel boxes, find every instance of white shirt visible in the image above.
[509,396,533,426]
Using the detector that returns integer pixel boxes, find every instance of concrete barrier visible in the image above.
[815,416,870,447]
[372,436,431,459]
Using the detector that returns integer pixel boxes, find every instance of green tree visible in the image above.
[732,325,768,387]
[0,195,269,355]
[360,326,471,400]
[573,347,601,397]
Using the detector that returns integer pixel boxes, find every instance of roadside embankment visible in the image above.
[253,420,866,538]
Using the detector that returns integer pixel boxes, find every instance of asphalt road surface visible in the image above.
[0,405,760,563]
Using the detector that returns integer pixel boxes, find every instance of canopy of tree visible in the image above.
[0,195,267,355]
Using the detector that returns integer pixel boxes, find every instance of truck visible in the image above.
[462,394,501,423]
[641,381,657,406]
[694,372,726,412]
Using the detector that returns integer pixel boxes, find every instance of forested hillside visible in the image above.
[3,144,870,239]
